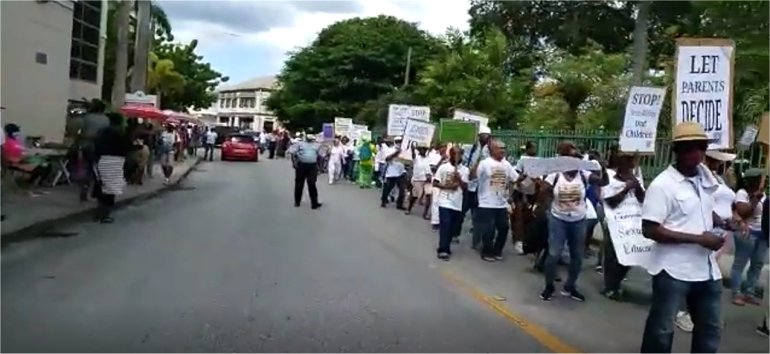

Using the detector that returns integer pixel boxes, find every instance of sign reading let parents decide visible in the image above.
[387,104,430,136]
[619,86,666,153]
[673,38,735,150]
[398,119,435,161]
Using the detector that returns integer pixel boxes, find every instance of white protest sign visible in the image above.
[350,124,367,140]
[518,156,601,177]
[398,119,435,160]
[619,86,666,153]
[359,130,372,141]
[673,38,735,150]
[387,104,430,136]
[334,117,353,137]
[453,109,490,130]
[737,125,758,150]
[604,195,653,268]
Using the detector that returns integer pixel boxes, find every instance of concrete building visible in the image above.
[190,76,279,132]
[1,0,108,141]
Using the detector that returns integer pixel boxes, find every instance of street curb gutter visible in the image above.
[1,158,202,248]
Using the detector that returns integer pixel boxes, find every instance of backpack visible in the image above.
[359,143,372,161]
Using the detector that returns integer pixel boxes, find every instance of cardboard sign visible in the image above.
[322,123,335,141]
[673,38,735,150]
[439,119,478,144]
[453,109,490,130]
[398,119,435,160]
[604,194,653,269]
[387,104,430,136]
[334,117,353,137]
[619,86,666,153]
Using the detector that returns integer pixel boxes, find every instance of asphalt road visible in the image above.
[1,158,551,352]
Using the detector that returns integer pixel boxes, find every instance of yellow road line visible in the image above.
[440,270,582,353]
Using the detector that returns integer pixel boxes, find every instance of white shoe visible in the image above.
[164,178,170,185]
[675,311,694,332]
[514,241,525,255]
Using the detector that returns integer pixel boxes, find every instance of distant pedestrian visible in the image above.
[357,138,376,188]
[159,124,177,184]
[288,134,323,209]
[93,113,131,223]
[380,137,406,209]
[204,127,217,161]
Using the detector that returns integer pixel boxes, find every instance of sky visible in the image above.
[159,0,471,86]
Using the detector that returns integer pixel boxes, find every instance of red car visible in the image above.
[221,134,259,162]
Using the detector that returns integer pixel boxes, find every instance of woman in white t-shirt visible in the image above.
[406,146,432,219]
[539,142,601,302]
[328,140,345,184]
[730,168,768,306]
[159,124,178,184]
[432,146,469,260]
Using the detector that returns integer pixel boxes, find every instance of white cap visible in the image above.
[306,134,316,141]
[479,125,491,135]
[394,136,403,141]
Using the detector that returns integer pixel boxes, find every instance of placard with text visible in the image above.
[673,38,735,150]
[619,86,666,153]
[387,104,430,137]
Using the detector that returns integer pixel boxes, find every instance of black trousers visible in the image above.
[602,233,630,292]
[477,207,510,257]
[381,175,405,207]
[96,193,115,219]
[204,144,215,161]
[268,142,277,159]
[295,162,319,206]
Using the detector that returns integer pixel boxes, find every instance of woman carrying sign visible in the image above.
[600,152,645,301]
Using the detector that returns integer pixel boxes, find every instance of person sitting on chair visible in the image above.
[1,123,52,187]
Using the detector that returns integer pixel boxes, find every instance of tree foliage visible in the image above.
[265,15,445,130]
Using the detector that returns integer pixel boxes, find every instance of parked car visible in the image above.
[221,134,258,162]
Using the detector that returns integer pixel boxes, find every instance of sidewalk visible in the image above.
[1,158,200,245]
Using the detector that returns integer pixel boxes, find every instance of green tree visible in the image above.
[266,15,445,130]
[152,40,228,111]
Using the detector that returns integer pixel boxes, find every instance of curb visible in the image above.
[0,158,202,248]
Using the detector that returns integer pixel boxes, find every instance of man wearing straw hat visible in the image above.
[640,121,725,353]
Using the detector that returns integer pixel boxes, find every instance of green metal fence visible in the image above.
[493,129,767,179]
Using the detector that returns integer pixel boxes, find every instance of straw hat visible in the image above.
[705,150,737,162]
[672,121,709,142]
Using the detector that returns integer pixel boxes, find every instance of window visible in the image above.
[69,0,102,82]
[219,99,224,108]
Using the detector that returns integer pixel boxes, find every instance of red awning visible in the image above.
[120,104,168,121]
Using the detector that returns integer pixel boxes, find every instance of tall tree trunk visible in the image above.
[631,1,651,85]
[111,0,132,107]
[130,0,152,92]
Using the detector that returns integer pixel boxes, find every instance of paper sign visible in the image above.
[673,38,735,150]
[350,124,367,140]
[737,125,758,150]
[322,123,334,140]
[359,130,372,141]
[387,104,430,136]
[619,86,666,153]
[334,117,353,137]
[439,119,478,144]
[453,109,490,130]
[517,156,601,177]
[604,195,653,268]
[398,119,436,160]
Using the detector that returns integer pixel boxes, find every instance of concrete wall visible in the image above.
[0,0,107,142]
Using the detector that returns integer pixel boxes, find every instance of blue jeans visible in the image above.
[438,207,463,254]
[544,214,586,289]
[641,271,721,353]
[730,230,769,296]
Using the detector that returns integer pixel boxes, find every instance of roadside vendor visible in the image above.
[1,123,52,187]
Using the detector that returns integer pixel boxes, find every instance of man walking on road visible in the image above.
[204,127,217,161]
[288,134,323,209]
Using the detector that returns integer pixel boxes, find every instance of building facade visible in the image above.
[1,0,108,141]
[191,76,279,132]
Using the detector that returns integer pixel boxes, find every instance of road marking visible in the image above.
[440,270,581,353]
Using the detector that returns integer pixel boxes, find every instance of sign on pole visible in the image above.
[398,119,435,160]
[453,109,490,130]
[387,104,430,136]
[439,118,478,144]
[322,123,335,141]
[350,124,367,140]
[618,86,666,153]
[737,125,759,150]
[673,38,735,150]
[334,117,353,137]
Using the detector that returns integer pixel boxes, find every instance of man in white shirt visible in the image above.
[639,122,723,353]
[471,139,520,261]
[433,146,469,260]
[406,145,432,218]
[380,137,406,209]
[203,128,217,162]
[461,126,492,245]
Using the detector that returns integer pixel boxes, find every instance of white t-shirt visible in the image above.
[735,189,766,230]
[711,174,736,221]
[602,173,645,203]
[433,163,469,211]
[514,155,537,195]
[161,131,177,147]
[426,150,443,167]
[545,171,592,222]
[329,146,345,164]
[477,157,519,209]
[412,155,432,182]
[205,131,217,144]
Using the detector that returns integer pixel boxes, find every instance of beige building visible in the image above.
[191,76,279,132]
[1,0,108,141]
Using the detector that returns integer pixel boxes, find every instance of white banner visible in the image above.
[387,104,430,136]
[619,86,666,153]
[604,196,653,268]
[453,109,490,130]
[350,124,368,140]
[334,117,353,137]
[517,156,601,177]
[674,39,735,150]
[398,119,435,160]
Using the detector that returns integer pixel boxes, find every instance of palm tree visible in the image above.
[110,0,131,107]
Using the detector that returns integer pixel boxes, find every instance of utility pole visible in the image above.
[111,0,132,107]
[403,47,412,88]
[130,0,152,93]
[630,0,651,85]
